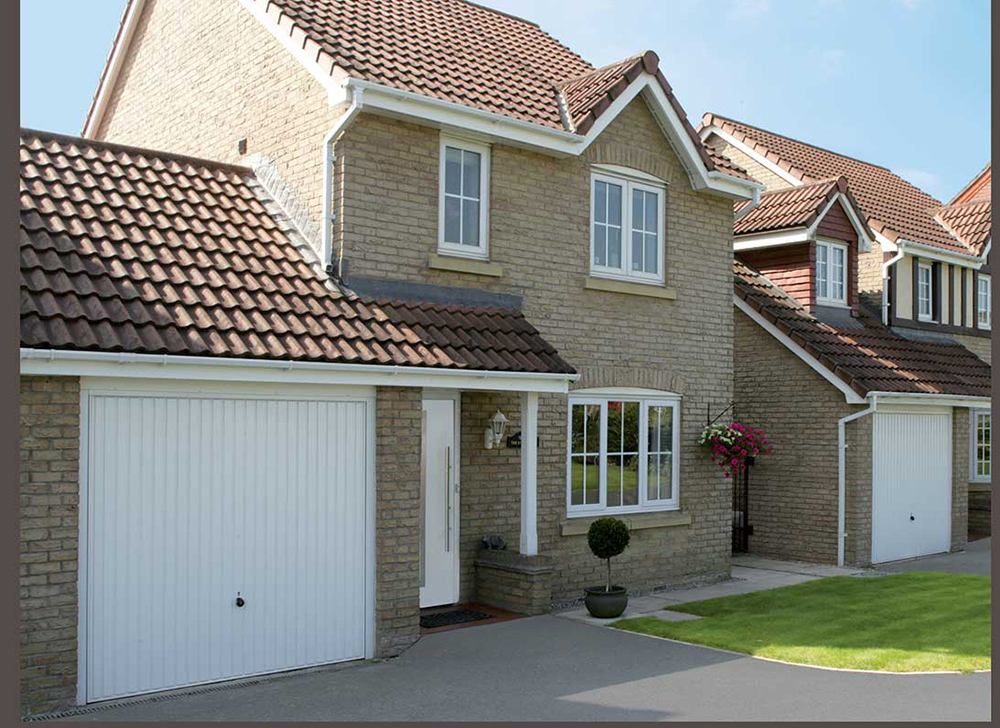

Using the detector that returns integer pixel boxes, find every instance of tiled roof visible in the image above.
[949,163,991,204]
[734,258,991,397]
[702,113,974,256]
[253,1,745,182]
[19,128,574,374]
[733,176,870,237]
[935,200,992,257]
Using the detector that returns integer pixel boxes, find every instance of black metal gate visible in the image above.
[732,456,753,553]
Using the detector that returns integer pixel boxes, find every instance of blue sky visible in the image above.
[21,0,989,201]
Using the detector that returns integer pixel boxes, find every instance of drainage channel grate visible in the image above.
[24,660,376,721]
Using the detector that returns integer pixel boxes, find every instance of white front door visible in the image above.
[420,394,459,607]
[82,381,373,702]
[871,408,952,563]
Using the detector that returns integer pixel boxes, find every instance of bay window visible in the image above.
[816,239,847,305]
[567,392,680,516]
[977,274,991,329]
[590,167,665,284]
[439,136,490,259]
[971,409,991,482]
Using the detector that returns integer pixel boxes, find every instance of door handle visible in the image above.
[235,594,245,608]
[445,445,452,552]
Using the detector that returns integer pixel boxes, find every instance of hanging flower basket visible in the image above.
[699,421,773,478]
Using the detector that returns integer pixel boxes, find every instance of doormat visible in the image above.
[420,608,494,630]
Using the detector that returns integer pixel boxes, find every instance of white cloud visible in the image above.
[896,168,945,199]
[726,0,771,23]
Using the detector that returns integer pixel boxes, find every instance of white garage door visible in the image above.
[81,382,373,702]
[871,408,952,564]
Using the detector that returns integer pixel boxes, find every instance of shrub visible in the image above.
[587,517,630,592]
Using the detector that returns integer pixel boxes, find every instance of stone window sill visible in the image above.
[560,509,691,536]
[584,276,677,300]
[429,252,504,277]
[968,482,991,492]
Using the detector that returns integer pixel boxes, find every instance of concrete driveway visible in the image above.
[64,613,990,722]
[879,537,991,576]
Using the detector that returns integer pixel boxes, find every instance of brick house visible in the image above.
[18,0,761,714]
[698,114,992,566]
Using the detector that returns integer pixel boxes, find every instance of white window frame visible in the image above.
[970,408,991,483]
[977,274,991,329]
[917,262,934,321]
[589,169,666,285]
[438,135,490,260]
[815,239,848,306]
[566,391,681,517]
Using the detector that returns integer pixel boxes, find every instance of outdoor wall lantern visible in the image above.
[484,409,509,450]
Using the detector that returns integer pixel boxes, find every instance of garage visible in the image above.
[79,380,375,703]
[871,407,953,564]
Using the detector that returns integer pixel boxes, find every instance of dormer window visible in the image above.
[815,239,847,306]
[977,274,991,329]
[917,262,934,321]
[590,167,666,285]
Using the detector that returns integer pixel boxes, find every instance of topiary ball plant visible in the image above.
[587,517,630,592]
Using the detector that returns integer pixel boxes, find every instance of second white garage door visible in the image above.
[871,408,952,564]
[81,381,374,703]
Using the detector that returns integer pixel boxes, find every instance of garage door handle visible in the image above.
[235,596,245,608]
[910,514,915,521]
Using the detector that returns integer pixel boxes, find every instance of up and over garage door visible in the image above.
[871,407,952,564]
[80,379,375,703]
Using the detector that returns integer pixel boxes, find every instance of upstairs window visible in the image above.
[816,239,847,305]
[917,262,934,321]
[439,136,490,259]
[977,274,991,329]
[971,409,991,482]
[590,168,665,285]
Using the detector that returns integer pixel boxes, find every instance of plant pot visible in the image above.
[584,585,628,618]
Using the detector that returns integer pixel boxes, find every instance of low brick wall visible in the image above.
[474,550,553,615]
[969,488,991,535]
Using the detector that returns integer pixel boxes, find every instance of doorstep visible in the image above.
[419,603,524,635]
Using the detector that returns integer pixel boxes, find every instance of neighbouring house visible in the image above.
[698,113,992,567]
[18,0,761,714]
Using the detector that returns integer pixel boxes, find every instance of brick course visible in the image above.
[19,376,80,716]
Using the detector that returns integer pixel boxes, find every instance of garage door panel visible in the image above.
[872,410,952,564]
[85,392,369,702]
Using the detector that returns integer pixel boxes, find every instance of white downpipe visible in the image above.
[837,395,877,566]
[881,247,905,325]
[321,85,365,270]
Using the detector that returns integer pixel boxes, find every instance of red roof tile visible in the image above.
[734,258,990,397]
[703,113,975,256]
[734,176,871,237]
[950,163,991,204]
[19,128,574,375]
[935,200,991,256]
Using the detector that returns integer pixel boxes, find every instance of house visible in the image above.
[18,0,761,714]
[697,113,992,566]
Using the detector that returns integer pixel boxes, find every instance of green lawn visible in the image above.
[613,573,990,673]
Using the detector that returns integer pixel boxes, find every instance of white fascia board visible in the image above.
[19,349,577,394]
[734,296,867,404]
[82,0,147,137]
[734,228,811,250]
[875,231,899,253]
[868,391,991,409]
[901,240,984,267]
[699,124,805,188]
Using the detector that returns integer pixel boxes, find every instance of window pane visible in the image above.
[647,405,672,453]
[594,181,607,223]
[461,199,479,245]
[645,192,657,231]
[570,457,585,505]
[445,147,462,195]
[584,405,600,452]
[444,196,461,243]
[607,183,622,226]
[608,227,621,268]
[644,233,658,274]
[632,189,644,230]
[622,402,639,453]
[593,225,607,266]
[571,404,586,454]
[585,455,600,504]
[622,455,639,505]
[816,245,828,299]
[607,455,623,507]
[461,150,480,198]
[833,247,845,300]
[607,401,624,452]
[632,231,643,272]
